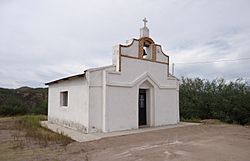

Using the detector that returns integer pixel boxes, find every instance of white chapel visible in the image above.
[46,19,180,133]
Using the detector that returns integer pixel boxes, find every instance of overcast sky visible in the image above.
[0,0,250,88]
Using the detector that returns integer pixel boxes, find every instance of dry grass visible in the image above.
[200,119,223,124]
[0,116,74,161]
[14,115,73,147]
[181,118,224,124]
[181,117,201,123]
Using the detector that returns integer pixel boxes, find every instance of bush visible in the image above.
[0,87,48,116]
[180,77,250,125]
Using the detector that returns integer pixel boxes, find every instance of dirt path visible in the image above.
[1,117,250,161]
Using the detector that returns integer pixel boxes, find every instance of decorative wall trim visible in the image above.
[107,72,177,89]
[121,54,169,65]
[118,37,169,73]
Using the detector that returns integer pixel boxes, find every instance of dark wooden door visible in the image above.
[139,89,147,126]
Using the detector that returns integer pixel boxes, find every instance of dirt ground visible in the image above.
[1,117,250,161]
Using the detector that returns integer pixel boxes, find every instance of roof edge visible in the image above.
[45,73,85,86]
[85,65,115,72]
[45,65,115,86]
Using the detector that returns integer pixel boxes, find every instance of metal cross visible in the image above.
[143,18,148,27]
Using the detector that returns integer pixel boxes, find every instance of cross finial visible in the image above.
[143,17,148,27]
[140,18,149,38]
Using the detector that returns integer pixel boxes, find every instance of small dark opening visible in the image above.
[139,89,147,126]
[60,91,68,106]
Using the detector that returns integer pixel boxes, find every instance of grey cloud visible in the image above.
[172,28,250,80]
[0,0,250,88]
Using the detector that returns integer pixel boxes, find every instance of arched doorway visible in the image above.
[138,80,155,127]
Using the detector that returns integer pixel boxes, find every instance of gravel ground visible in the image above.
[1,117,250,161]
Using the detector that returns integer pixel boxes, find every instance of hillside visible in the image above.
[0,87,48,116]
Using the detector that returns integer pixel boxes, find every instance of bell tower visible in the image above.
[112,18,169,72]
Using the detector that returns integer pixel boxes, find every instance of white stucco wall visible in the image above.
[156,45,169,63]
[112,45,120,71]
[120,40,139,57]
[87,66,115,133]
[108,56,175,86]
[105,55,179,132]
[154,88,179,126]
[105,86,138,132]
[88,70,103,133]
[48,77,89,133]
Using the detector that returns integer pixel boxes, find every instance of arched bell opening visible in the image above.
[139,37,156,61]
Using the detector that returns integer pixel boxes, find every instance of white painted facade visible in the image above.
[46,22,179,133]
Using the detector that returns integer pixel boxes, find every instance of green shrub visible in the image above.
[180,77,250,125]
[0,87,48,116]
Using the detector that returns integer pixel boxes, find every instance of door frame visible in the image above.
[138,86,154,128]
[137,79,156,129]
[138,89,147,126]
